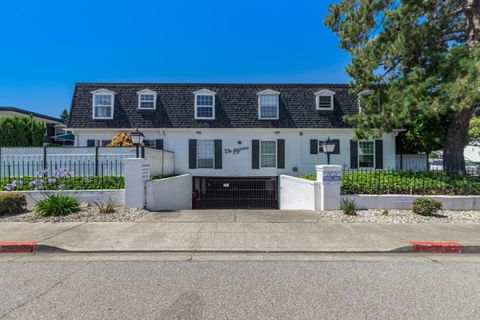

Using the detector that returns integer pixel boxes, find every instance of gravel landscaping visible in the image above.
[0,206,149,222]
[319,209,480,224]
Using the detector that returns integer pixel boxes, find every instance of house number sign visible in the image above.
[224,146,249,155]
[322,171,341,185]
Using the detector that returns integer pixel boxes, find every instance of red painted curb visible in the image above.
[0,241,38,253]
[410,241,464,253]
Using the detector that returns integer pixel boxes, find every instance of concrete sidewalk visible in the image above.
[1,210,480,253]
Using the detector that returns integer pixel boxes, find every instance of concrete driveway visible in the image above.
[138,210,326,223]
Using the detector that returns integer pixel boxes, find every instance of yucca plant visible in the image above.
[35,194,80,216]
[340,198,357,216]
[95,198,116,214]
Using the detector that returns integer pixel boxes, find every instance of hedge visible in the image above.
[0,176,124,191]
[300,170,480,195]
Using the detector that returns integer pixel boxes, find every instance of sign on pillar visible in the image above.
[315,165,342,211]
[124,158,151,209]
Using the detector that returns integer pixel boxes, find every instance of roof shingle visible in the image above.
[68,83,358,129]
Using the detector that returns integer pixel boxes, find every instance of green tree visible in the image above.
[325,0,480,175]
[396,111,449,169]
[0,116,46,147]
[468,116,480,146]
[60,109,69,123]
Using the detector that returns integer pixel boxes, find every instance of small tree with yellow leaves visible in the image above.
[108,132,133,147]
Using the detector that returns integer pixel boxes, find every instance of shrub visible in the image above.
[95,198,116,214]
[413,198,442,216]
[1,176,124,191]
[0,193,27,215]
[35,194,80,217]
[340,198,357,216]
[300,170,480,196]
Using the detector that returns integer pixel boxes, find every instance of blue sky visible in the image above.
[0,0,350,118]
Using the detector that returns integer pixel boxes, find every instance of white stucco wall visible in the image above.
[347,194,480,211]
[279,175,317,210]
[1,190,125,206]
[73,128,396,177]
[146,174,193,211]
[145,148,175,177]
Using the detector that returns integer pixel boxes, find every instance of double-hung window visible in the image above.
[259,95,279,119]
[138,90,156,110]
[258,90,280,120]
[358,141,375,168]
[194,89,216,119]
[260,141,277,168]
[92,90,114,119]
[197,140,215,168]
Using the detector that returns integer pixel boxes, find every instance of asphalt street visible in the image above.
[1,253,480,320]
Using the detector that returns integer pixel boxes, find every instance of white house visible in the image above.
[67,83,397,209]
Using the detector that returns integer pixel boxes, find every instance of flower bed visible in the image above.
[301,170,480,195]
[1,175,124,191]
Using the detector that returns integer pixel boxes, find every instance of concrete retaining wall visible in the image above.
[146,174,192,211]
[347,194,480,211]
[0,190,125,206]
[145,148,175,177]
[279,175,318,211]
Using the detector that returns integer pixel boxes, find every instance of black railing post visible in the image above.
[95,146,99,177]
[141,146,145,159]
[43,147,48,173]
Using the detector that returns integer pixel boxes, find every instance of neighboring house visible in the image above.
[0,106,72,144]
[67,83,397,208]
[464,145,480,163]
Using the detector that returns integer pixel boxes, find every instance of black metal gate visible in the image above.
[193,177,278,209]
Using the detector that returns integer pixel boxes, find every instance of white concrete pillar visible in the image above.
[124,158,151,209]
[315,165,342,211]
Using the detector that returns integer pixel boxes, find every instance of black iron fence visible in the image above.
[0,146,144,178]
[340,169,480,195]
[0,162,125,191]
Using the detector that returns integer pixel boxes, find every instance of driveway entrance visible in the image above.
[192,177,278,209]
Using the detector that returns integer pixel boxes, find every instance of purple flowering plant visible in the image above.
[4,168,74,192]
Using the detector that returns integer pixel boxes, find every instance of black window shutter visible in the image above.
[189,139,197,169]
[252,140,260,169]
[375,139,384,169]
[87,140,95,147]
[350,140,358,169]
[277,139,285,169]
[155,139,164,150]
[310,139,318,154]
[333,139,340,154]
[214,140,222,169]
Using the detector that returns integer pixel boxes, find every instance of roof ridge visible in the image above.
[75,82,351,87]
[0,106,62,122]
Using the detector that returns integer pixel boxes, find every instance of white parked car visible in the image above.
[429,159,480,175]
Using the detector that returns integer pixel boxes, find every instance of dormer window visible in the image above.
[194,89,216,120]
[92,89,115,119]
[137,89,157,110]
[357,89,374,112]
[315,90,335,110]
[257,89,280,120]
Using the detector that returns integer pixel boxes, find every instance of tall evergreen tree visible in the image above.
[325,0,480,175]
[0,116,45,146]
[60,109,69,123]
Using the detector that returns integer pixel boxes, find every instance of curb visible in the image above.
[0,241,38,253]
[3,242,479,254]
[410,242,464,253]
